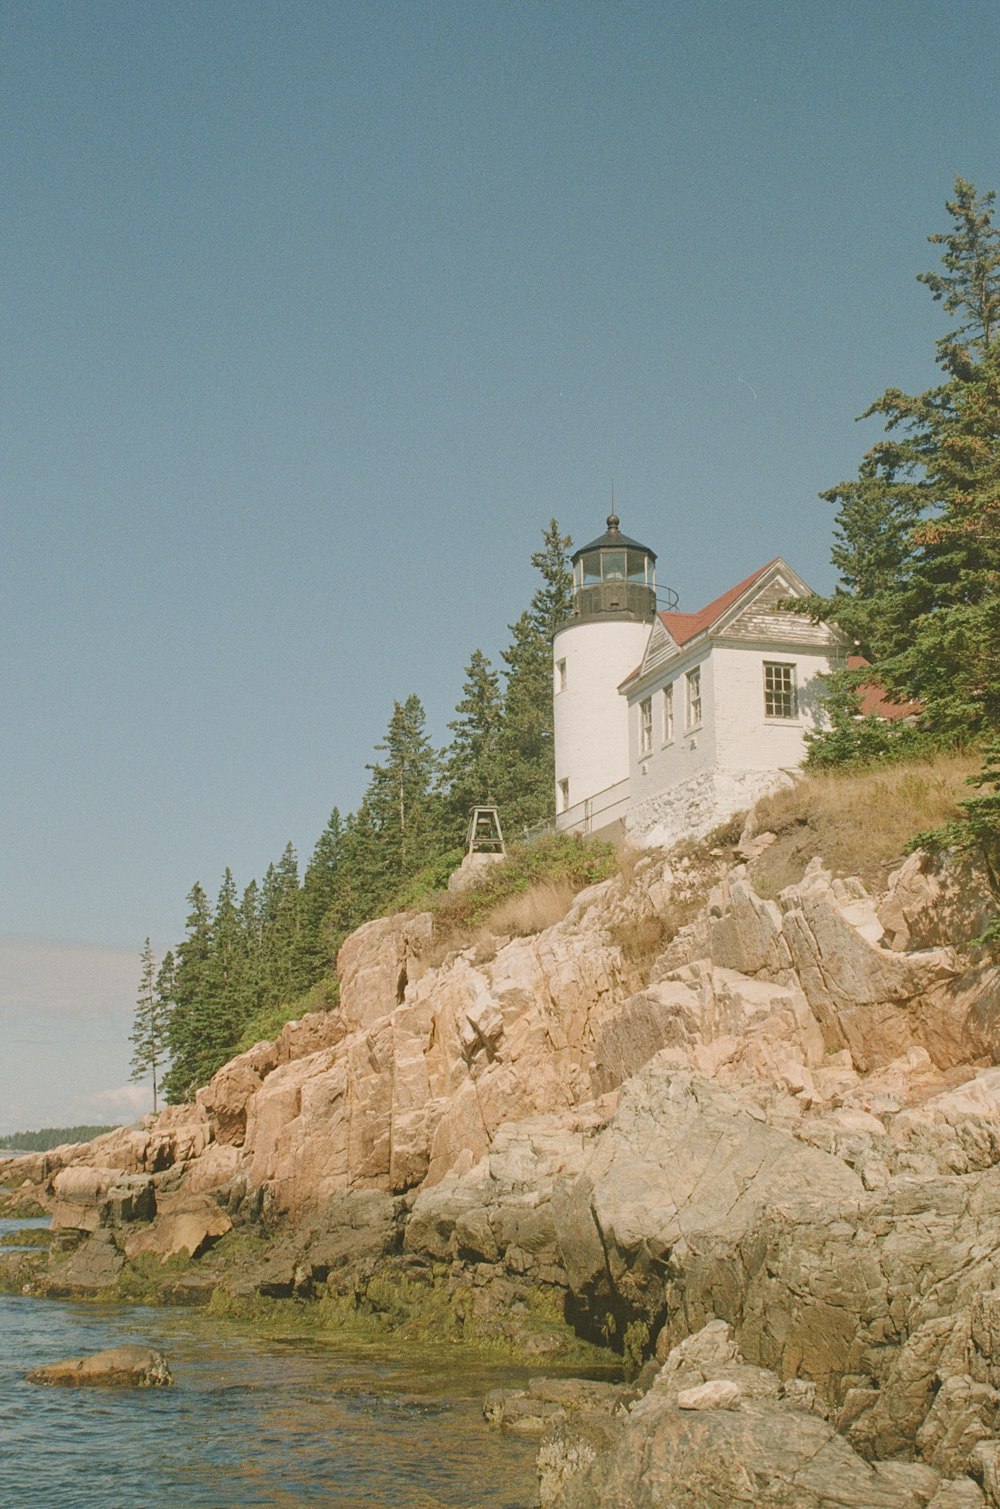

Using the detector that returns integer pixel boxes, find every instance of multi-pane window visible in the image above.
[764,662,797,719]
[685,668,702,729]
[662,683,674,743]
[639,698,653,755]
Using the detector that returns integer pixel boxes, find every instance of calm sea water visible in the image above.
[0,1220,541,1509]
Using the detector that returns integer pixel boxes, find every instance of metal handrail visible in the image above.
[555,777,630,835]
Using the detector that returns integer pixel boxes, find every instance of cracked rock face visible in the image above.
[540,1322,947,1509]
[8,846,1000,1498]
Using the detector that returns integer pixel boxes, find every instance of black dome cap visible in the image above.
[571,513,657,565]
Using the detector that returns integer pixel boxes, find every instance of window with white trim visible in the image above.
[662,682,674,744]
[685,667,702,729]
[639,697,653,756]
[764,661,797,719]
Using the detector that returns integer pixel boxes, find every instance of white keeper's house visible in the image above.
[552,513,844,848]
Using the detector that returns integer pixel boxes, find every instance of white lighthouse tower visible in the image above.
[553,514,662,836]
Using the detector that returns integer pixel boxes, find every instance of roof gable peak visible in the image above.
[658,558,804,647]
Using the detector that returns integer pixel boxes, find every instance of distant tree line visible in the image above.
[133,522,575,1104]
[1,1126,115,1152]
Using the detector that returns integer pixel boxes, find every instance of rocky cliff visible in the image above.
[4,841,1000,1507]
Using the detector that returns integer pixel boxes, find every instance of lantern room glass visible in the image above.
[575,550,654,587]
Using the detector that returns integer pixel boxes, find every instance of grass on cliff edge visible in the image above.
[747,749,981,896]
[419,832,618,960]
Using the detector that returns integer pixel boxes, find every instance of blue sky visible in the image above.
[2,0,998,1130]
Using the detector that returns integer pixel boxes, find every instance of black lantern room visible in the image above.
[568,513,659,623]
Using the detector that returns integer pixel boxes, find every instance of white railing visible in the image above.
[555,777,631,837]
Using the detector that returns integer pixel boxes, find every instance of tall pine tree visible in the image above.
[365,694,442,891]
[299,808,346,984]
[494,520,573,831]
[130,938,170,1113]
[259,843,308,1011]
[163,883,214,1102]
[803,178,1000,758]
[443,649,503,838]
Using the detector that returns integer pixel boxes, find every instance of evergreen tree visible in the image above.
[918,178,1000,362]
[206,867,250,1054]
[238,879,263,1020]
[163,882,214,1103]
[802,178,1000,756]
[528,518,575,638]
[495,520,573,831]
[365,694,442,890]
[331,796,386,935]
[129,938,170,1113]
[443,650,503,836]
[259,842,308,1010]
[299,808,346,983]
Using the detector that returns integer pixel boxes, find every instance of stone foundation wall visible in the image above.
[626,766,796,848]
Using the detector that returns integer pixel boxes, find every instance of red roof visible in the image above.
[658,560,778,646]
[847,656,922,721]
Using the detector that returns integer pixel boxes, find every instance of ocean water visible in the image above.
[0,1222,541,1509]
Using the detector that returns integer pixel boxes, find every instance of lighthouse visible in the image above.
[553,514,661,834]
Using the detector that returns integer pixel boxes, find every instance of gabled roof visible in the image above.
[657,560,777,647]
[619,556,834,696]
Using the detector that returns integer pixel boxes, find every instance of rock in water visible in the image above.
[26,1345,173,1388]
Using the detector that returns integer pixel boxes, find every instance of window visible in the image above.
[555,658,567,693]
[662,683,674,744]
[686,668,702,729]
[764,662,797,718]
[627,550,650,584]
[639,698,653,755]
[557,778,570,813]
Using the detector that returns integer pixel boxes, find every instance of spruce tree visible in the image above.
[129,938,170,1113]
[206,867,250,1057]
[299,808,346,983]
[260,842,307,1011]
[495,520,573,831]
[365,694,442,890]
[238,879,263,1020]
[802,178,999,757]
[443,650,503,837]
[162,882,214,1102]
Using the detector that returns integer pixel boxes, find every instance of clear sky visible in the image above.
[2,0,998,1131]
